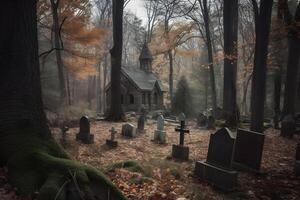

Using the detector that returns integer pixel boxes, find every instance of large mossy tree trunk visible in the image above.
[223,0,239,127]
[109,0,125,121]
[250,0,273,133]
[0,1,126,200]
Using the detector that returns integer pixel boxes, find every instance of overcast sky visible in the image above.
[125,0,147,25]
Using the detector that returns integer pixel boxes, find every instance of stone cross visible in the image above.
[175,113,189,146]
[110,127,117,141]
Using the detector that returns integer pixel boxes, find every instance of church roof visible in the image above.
[121,66,164,92]
[139,43,153,60]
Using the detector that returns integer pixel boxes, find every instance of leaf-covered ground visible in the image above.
[1,119,299,199]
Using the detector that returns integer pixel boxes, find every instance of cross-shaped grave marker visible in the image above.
[106,127,118,148]
[175,113,190,146]
[172,113,190,161]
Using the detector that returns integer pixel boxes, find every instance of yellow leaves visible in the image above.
[63,56,97,80]
[149,21,196,55]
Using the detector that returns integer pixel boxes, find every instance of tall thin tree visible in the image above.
[250,0,274,132]
[223,0,239,126]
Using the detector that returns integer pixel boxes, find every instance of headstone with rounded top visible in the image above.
[197,113,207,127]
[76,116,94,144]
[106,127,118,148]
[153,114,166,143]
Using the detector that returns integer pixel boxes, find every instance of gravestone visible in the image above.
[206,116,215,129]
[281,115,295,138]
[60,125,69,147]
[121,123,137,138]
[295,143,300,176]
[194,128,238,191]
[106,127,118,148]
[197,113,207,127]
[233,129,265,172]
[76,116,94,144]
[137,115,145,133]
[153,114,166,143]
[171,113,190,161]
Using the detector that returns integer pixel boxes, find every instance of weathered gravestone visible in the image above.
[233,129,265,172]
[106,127,118,148]
[121,123,137,138]
[206,116,215,129]
[295,143,300,176]
[197,113,207,127]
[194,128,238,191]
[153,114,166,143]
[76,116,94,144]
[137,115,145,133]
[281,115,295,138]
[171,113,190,161]
[60,125,69,147]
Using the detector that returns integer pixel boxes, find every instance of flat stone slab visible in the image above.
[106,139,118,148]
[194,160,238,191]
[171,145,189,161]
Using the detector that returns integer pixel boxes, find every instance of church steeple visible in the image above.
[139,43,153,73]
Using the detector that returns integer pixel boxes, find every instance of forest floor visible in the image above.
[1,119,299,200]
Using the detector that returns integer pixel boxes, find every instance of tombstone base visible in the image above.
[194,160,238,191]
[106,139,118,148]
[171,145,189,161]
[295,160,300,176]
[154,130,166,144]
[232,161,261,174]
[76,133,94,144]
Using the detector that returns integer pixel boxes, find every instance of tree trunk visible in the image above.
[250,0,273,132]
[0,1,127,199]
[223,0,239,126]
[50,0,67,104]
[282,3,300,117]
[168,49,174,105]
[103,55,108,113]
[109,0,125,120]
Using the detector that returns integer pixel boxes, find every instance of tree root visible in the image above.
[1,132,127,200]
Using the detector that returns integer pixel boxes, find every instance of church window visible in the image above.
[129,94,134,104]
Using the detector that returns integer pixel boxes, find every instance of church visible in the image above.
[105,44,165,113]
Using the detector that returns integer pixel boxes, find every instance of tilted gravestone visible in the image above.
[197,113,207,127]
[153,114,166,143]
[194,128,238,191]
[295,143,300,176]
[171,113,190,161]
[106,127,118,148]
[233,129,265,172]
[76,116,94,144]
[121,123,137,138]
